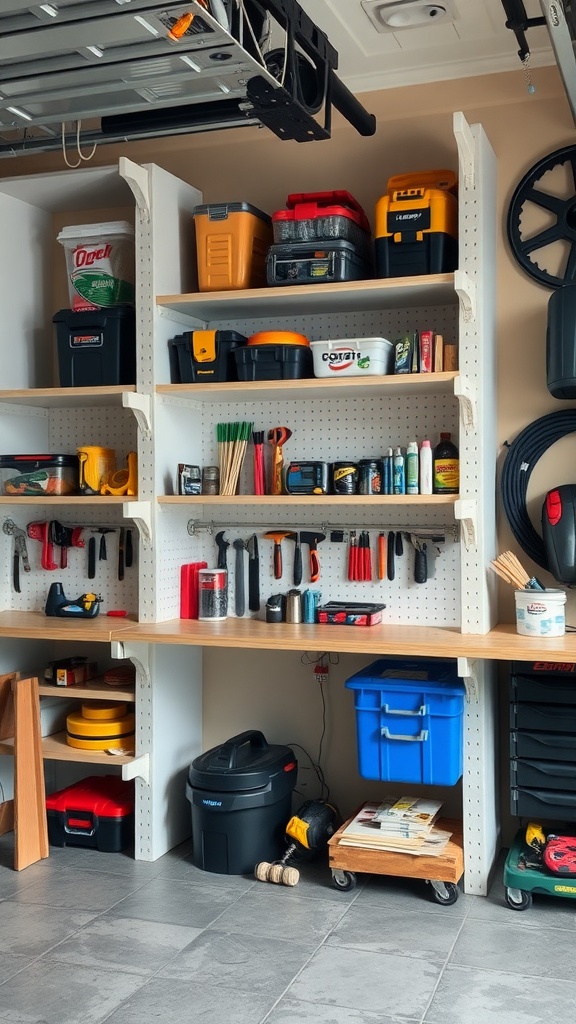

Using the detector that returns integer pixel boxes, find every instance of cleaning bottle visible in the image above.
[433,432,459,494]
[406,441,419,495]
[393,447,405,494]
[419,439,433,495]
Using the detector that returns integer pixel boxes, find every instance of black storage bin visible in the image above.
[511,702,576,734]
[511,728,576,763]
[511,758,576,792]
[168,330,247,383]
[266,240,371,286]
[53,307,136,387]
[186,730,297,874]
[234,344,313,381]
[510,671,576,705]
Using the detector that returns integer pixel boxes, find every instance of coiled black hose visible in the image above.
[501,410,576,569]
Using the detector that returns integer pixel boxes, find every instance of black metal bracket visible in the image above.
[500,0,546,61]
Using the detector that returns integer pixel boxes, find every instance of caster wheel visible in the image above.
[505,887,532,911]
[429,881,459,906]
[331,869,357,892]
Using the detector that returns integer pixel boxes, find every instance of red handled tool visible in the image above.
[264,530,293,579]
[300,531,325,583]
[252,431,265,495]
[27,521,58,570]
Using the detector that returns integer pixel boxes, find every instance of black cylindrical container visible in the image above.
[331,462,359,494]
[359,459,382,495]
[186,731,297,874]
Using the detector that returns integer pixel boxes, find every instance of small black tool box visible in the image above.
[46,775,134,852]
[266,240,371,286]
[53,307,136,387]
[168,330,247,383]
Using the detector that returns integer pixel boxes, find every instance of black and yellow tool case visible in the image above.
[168,330,247,383]
[46,775,135,851]
[375,170,458,278]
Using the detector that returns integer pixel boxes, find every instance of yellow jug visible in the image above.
[77,446,116,494]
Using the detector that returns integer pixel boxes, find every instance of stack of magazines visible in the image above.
[336,797,452,857]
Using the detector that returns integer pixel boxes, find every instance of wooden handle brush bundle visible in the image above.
[489,551,543,590]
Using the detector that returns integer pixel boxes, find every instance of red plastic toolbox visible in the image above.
[46,775,134,852]
[272,190,372,262]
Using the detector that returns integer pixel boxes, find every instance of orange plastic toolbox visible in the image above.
[193,202,272,291]
[375,170,458,278]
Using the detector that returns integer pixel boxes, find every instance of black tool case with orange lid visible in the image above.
[168,330,247,383]
[46,775,134,851]
[375,170,458,278]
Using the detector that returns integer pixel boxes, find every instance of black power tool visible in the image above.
[254,799,338,886]
[542,485,576,586]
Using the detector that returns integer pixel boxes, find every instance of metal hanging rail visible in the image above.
[186,518,459,539]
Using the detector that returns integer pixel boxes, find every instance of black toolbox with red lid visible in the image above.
[46,775,134,851]
[272,190,373,264]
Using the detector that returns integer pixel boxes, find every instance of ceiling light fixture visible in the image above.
[7,106,33,121]
[133,15,160,36]
[362,0,454,32]
[39,3,58,15]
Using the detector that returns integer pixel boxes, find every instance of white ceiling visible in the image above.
[298,0,554,93]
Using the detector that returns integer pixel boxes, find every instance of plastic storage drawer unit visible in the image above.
[345,658,465,786]
[193,202,272,291]
[186,730,297,875]
[46,775,134,851]
[168,330,247,383]
[53,307,136,387]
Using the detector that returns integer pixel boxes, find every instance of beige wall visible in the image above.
[6,65,576,821]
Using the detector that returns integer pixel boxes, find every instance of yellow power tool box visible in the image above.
[375,170,458,278]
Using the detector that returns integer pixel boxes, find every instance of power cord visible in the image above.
[501,410,576,569]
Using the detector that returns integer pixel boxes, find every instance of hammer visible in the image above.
[264,530,294,580]
[267,426,292,495]
[300,531,326,583]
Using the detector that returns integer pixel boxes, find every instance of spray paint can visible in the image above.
[393,448,405,495]
[406,441,419,495]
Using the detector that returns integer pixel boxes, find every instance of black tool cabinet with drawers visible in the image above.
[510,661,576,820]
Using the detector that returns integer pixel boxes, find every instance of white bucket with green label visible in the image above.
[514,588,566,637]
[58,221,135,311]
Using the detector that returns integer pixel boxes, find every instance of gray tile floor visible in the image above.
[1,834,575,1024]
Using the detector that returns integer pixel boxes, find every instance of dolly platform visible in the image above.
[328,814,464,905]
[504,826,576,911]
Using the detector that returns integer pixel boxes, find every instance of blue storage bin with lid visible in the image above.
[345,658,466,786]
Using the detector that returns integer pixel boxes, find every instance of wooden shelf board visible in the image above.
[0,496,137,506]
[158,494,458,507]
[0,610,135,642]
[157,274,457,320]
[156,373,459,403]
[0,386,136,409]
[38,682,135,701]
[328,816,463,884]
[0,731,135,765]
[109,619,576,663]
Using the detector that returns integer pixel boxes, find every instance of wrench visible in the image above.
[3,520,31,593]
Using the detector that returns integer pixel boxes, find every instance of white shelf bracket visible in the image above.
[122,753,150,785]
[454,374,477,431]
[119,157,150,222]
[124,501,152,549]
[457,657,480,703]
[454,498,478,548]
[453,111,476,190]
[110,639,150,680]
[122,391,151,434]
[454,269,476,323]
[157,305,208,331]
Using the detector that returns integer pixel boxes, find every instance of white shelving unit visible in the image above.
[0,114,500,893]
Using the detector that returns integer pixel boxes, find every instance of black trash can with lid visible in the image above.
[186,730,297,874]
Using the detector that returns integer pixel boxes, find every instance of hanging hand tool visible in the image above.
[405,531,445,584]
[347,531,357,581]
[118,528,126,581]
[215,530,230,570]
[264,530,293,579]
[378,533,387,580]
[395,531,403,557]
[233,537,247,616]
[286,532,302,586]
[267,426,292,495]
[387,530,395,581]
[125,529,133,568]
[50,521,84,569]
[3,521,31,593]
[27,521,58,571]
[87,535,96,579]
[252,431,265,495]
[93,528,114,563]
[300,531,326,583]
[247,534,260,612]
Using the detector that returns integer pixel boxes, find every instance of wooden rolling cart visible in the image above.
[328,813,464,905]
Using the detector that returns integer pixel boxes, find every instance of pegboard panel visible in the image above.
[48,406,137,460]
[156,506,460,625]
[207,304,459,350]
[1,506,138,615]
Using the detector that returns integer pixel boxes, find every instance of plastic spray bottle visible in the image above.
[406,441,419,495]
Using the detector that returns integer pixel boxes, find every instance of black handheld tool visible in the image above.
[300,531,326,583]
[87,536,96,579]
[387,531,395,580]
[233,538,246,617]
[118,528,125,581]
[215,530,229,570]
[125,529,133,568]
[287,532,302,586]
[45,582,100,618]
[247,534,260,612]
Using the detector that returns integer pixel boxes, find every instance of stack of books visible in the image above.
[336,797,452,857]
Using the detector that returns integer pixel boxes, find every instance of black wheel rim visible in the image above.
[508,145,576,288]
